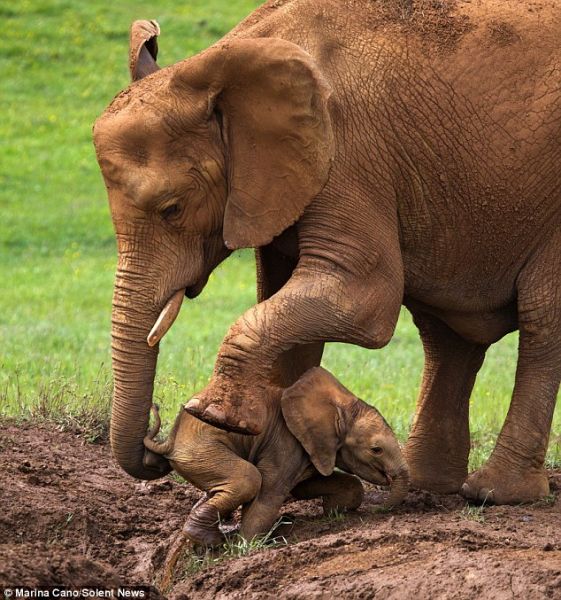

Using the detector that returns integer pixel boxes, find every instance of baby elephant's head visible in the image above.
[282,367,409,507]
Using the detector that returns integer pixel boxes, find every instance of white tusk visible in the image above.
[147,289,185,347]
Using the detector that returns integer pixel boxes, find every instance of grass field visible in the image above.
[1,0,559,469]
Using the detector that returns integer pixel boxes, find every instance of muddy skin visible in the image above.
[1,422,560,598]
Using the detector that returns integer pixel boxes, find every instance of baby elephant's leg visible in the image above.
[292,472,364,514]
[239,461,293,541]
[239,492,287,541]
[173,454,262,547]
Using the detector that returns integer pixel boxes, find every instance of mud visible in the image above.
[1,422,560,599]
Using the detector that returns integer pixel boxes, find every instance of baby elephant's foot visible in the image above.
[461,465,550,505]
[323,477,364,514]
[292,473,364,515]
[184,379,267,435]
[183,503,224,547]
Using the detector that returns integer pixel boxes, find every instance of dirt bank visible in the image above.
[0,423,560,599]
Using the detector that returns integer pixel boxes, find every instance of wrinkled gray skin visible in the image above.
[144,368,408,544]
[94,1,561,505]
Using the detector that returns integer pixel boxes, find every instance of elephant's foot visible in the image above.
[185,379,269,435]
[461,464,550,505]
[404,437,468,494]
[322,478,364,514]
[183,503,225,547]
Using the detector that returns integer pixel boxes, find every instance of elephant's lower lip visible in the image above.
[186,275,210,299]
[372,467,390,486]
[185,286,201,299]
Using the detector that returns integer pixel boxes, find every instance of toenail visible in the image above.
[186,397,201,411]
[204,404,226,423]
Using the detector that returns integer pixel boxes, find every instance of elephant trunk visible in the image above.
[110,269,171,480]
[384,462,410,508]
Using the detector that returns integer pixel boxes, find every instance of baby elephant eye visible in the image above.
[161,203,181,220]
[371,446,383,456]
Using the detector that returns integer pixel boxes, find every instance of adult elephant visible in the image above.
[93,1,561,504]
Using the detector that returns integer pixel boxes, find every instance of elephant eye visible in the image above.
[371,446,383,456]
[160,203,181,220]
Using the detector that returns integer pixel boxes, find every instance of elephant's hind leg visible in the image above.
[291,472,365,514]
[404,311,488,493]
[462,239,561,504]
[172,452,262,547]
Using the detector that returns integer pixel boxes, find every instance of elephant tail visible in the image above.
[143,404,175,457]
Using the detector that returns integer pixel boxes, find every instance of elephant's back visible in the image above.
[222,0,561,143]
[224,0,561,56]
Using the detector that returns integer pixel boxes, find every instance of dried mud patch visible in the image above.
[363,0,474,52]
[1,422,561,599]
[486,19,522,47]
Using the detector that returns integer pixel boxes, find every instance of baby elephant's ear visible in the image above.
[281,367,353,476]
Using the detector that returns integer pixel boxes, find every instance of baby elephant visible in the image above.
[144,367,409,545]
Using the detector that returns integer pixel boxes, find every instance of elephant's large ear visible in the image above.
[281,367,355,476]
[174,38,334,249]
[129,20,160,81]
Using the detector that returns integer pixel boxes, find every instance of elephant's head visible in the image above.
[281,367,409,507]
[92,21,334,479]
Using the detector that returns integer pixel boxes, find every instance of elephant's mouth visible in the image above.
[370,465,392,486]
[146,275,211,347]
[185,275,209,299]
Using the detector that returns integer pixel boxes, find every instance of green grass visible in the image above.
[1,0,560,471]
[460,503,486,523]
[181,519,290,576]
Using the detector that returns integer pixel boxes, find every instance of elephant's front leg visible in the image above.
[239,491,288,541]
[256,243,324,388]
[291,472,365,514]
[404,310,488,493]
[186,257,402,434]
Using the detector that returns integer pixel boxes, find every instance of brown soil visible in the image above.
[1,422,560,599]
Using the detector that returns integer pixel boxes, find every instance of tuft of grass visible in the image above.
[182,548,221,577]
[182,518,290,576]
[369,504,394,515]
[461,489,493,522]
[322,508,347,523]
[47,512,75,545]
[461,503,486,523]
[468,433,497,472]
[545,437,561,469]
[533,494,556,507]
[169,472,187,485]
[221,523,290,558]
[1,369,111,443]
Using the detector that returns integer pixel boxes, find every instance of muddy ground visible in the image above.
[0,422,560,599]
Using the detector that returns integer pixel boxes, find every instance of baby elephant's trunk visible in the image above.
[384,463,410,508]
[143,404,175,456]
